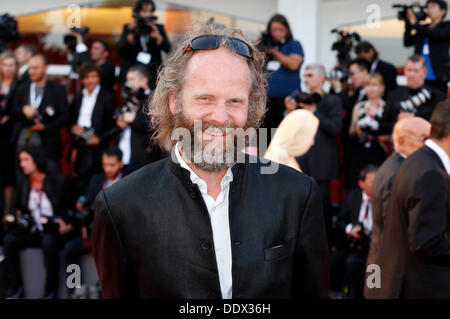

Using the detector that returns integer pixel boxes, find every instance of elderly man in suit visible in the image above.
[91,23,329,299]
[379,99,450,298]
[364,116,431,299]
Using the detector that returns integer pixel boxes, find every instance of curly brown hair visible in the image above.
[147,22,267,151]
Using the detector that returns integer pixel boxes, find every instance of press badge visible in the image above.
[266,60,281,71]
[422,43,430,55]
[137,51,152,65]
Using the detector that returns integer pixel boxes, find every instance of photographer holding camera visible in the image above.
[118,0,171,89]
[335,165,377,299]
[69,30,116,93]
[68,63,117,196]
[2,145,73,299]
[115,65,164,173]
[403,0,450,93]
[260,14,304,137]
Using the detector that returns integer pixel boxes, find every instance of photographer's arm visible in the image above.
[267,49,303,72]
[156,24,171,53]
[118,24,135,58]
[412,22,450,40]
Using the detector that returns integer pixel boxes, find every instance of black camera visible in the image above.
[64,27,90,52]
[349,223,371,253]
[327,67,348,82]
[75,127,95,145]
[67,208,92,228]
[39,215,62,234]
[0,13,20,53]
[399,87,432,114]
[132,12,157,35]
[256,31,282,52]
[357,114,380,145]
[393,2,428,22]
[331,28,360,67]
[116,86,148,118]
[289,90,322,105]
[3,213,34,233]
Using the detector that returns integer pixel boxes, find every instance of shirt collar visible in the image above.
[82,85,101,97]
[396,151,407,159]
[425,139,450,175]
[362,191,369,202]
[174,142,233,193]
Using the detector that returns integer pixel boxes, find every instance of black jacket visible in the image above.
[92,152,330,299]
[12,172,71,219]
[404,20,450,82]
[118,23,171,85]
[337,188,363,235]
[384,85,446,132]
[379,145,450,298]
[364,151,404,299]
[373,59,397,98]
[297,93,342,181]
[11,80,68,161]
[78,52,117,92]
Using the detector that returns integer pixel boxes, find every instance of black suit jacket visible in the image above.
[337,188,363,235]
[118,23,171,85]
[373,59,397,98]
[404,20,450,82]
[92,152,330,298]
[297,93,342,181]
[11,80,68,161]
[379,145,450,298]
[364,151,404,299]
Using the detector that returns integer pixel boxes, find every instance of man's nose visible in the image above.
[209,103,229,126]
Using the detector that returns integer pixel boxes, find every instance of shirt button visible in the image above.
[212,206,216,211]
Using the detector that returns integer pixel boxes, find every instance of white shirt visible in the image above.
[119,127,132,165]
[77,85,100,128]
[174,142,234,299]
[425,139,450,175]
[28,189,54,232]
[19,64,29,77]
[345,191,373,234]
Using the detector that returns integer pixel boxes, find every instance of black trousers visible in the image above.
[346,250,368,299]
[3,231,66,295]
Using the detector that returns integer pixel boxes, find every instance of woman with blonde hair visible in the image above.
[347,72,392,188]
[264,109,319,172]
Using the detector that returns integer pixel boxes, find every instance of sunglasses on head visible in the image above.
[183,35,253,58]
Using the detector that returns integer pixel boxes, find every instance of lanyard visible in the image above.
[29,82,44,109]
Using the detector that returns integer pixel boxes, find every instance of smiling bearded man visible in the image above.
[91,22,329,299]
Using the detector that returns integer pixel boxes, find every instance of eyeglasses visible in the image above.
[183,35,253,59]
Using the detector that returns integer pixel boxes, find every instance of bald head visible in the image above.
[394,117,431,157]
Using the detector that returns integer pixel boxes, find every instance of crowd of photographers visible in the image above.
[0,0,449,299]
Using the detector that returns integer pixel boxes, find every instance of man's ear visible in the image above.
[168,92,177,115]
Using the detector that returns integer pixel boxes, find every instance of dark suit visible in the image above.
[78,51,116,92]
[404,20,450,87]
[372,59,397,98]
[364,152,404,299]
[336,188,370,298]
[3,172,73,296]
[379,145,450,298]
[69,87,117,193]
[118,103,165,173]
[118,23,171,87]
[11,80,68,163]
[92,152,330,298]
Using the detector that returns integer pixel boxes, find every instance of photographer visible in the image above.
[403,0,450,93]
[260,14,304,136]
[3,145,73,299]
[62,146,124,297]
[115,65,164,174]
[354,41,398,98]
[285,63,342,245]
[347,73,392,189]
[118,0,171,89]
[68,62,117,196]
[11,54,68,173]
[384,55,445,129]
[335,165,377,299]
[71,32,116,93]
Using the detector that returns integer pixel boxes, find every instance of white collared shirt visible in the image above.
[77,85,100,128]
[425,139,450,175]
[345,191,373,234]
[19,64,29,77]
[174,142,234,299]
